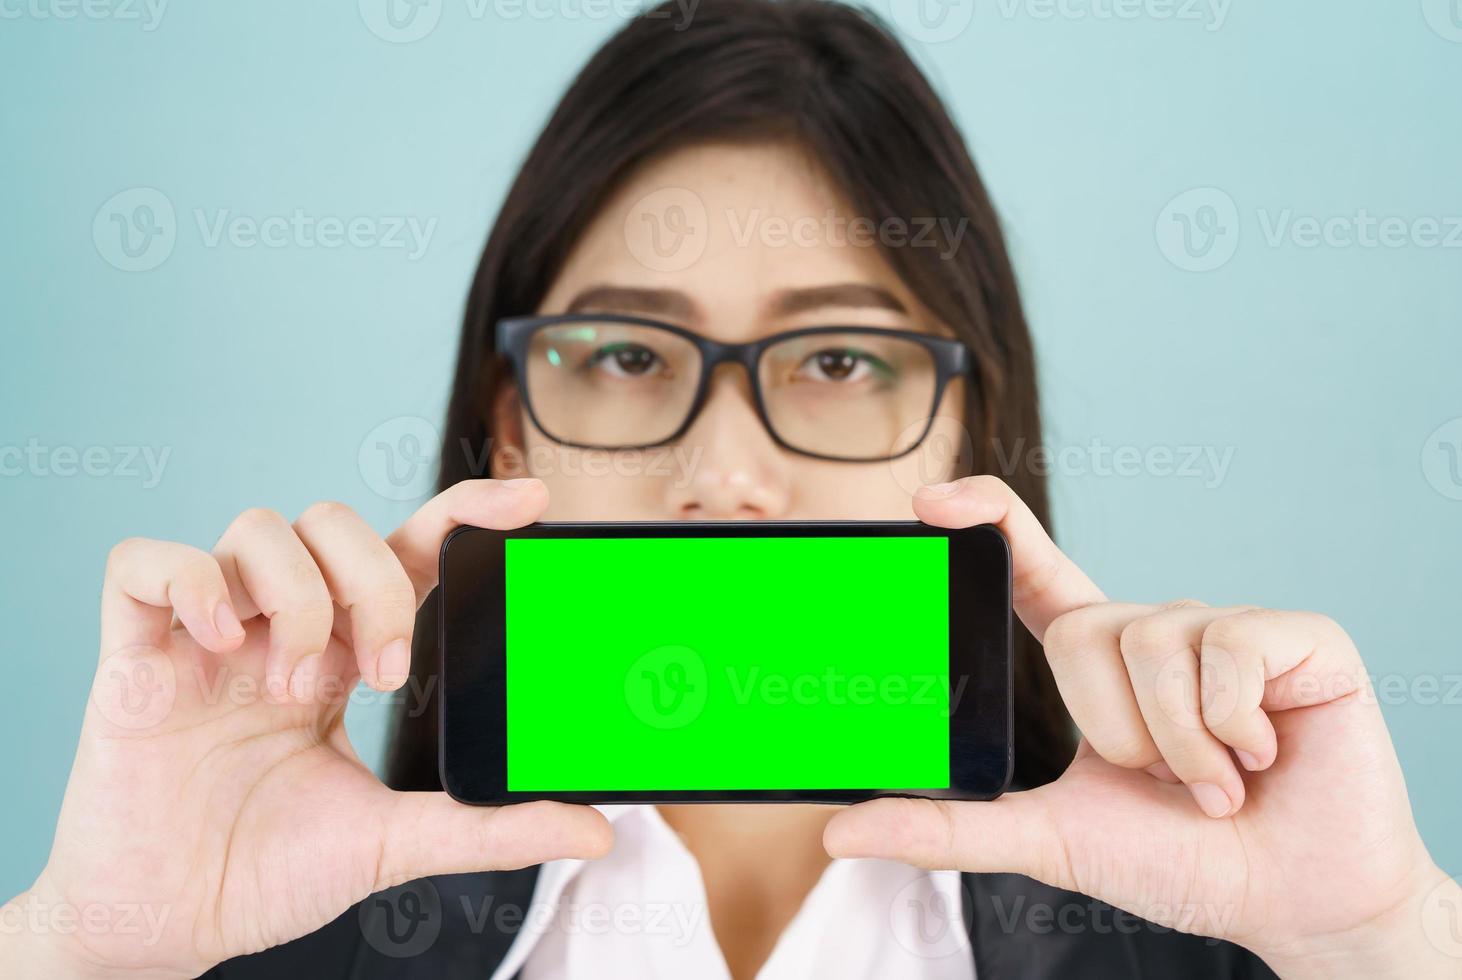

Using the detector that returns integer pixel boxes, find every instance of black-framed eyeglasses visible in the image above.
[496,314,972,463]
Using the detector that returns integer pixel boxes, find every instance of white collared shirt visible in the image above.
[489,805,976,980]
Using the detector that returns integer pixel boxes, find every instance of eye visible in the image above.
[793,348,893,384]
[590,342,664,379]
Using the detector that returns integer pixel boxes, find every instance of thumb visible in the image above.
[375,795,613,888]
[823,790,1074,890]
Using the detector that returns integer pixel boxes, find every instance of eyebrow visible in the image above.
[564,282,907,322]
[565,286,697,321]
[767,283,907,318]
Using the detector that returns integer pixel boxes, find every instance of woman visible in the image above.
[3,1,1455,977]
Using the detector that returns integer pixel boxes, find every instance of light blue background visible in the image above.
[2,0,1459,900]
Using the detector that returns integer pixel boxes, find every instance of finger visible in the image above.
[1042,602,1165,772]
[1204,608,1367,714]
[294,501,418,692]
[1120,606,1248,818]
[913,475,1105,641]
[1193,613,1278,772]
[214,546,260,622]
[101,538,245,657]
[824,792,1072,890]
[376,797,612,888]
[387,478,549,603]
[212,508,334,701]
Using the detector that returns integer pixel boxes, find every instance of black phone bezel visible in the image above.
[439,520,1012,805]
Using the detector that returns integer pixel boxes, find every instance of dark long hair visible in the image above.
[387,0,1076,792]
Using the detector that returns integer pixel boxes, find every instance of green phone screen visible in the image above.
[505,536,951,791]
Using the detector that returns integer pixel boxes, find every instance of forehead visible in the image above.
[538,140,924,330]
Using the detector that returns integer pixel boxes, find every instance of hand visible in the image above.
[2,480,611,979]
[824,476,1459,979]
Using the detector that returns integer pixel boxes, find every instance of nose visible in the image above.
[664,365,790,520]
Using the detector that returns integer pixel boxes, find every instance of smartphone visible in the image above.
[438,520,1012,805]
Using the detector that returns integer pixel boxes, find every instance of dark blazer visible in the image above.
[205,867,1277,979]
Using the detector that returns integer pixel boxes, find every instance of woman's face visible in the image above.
[496,140,967,520]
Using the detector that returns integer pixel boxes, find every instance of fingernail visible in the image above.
[503,478,540,490]
[1235,750,1262,771]
[915,481,960,499]
[376,639,411,689]
[213,602,244,640]
[1189,782,1233,818]
[1146,761,1180,784]
[290,654,323,701]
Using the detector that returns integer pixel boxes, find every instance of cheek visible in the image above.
[515,429,680,520]
[897,414,971,486]
[783,459,918,520]
[764,384,972,520]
